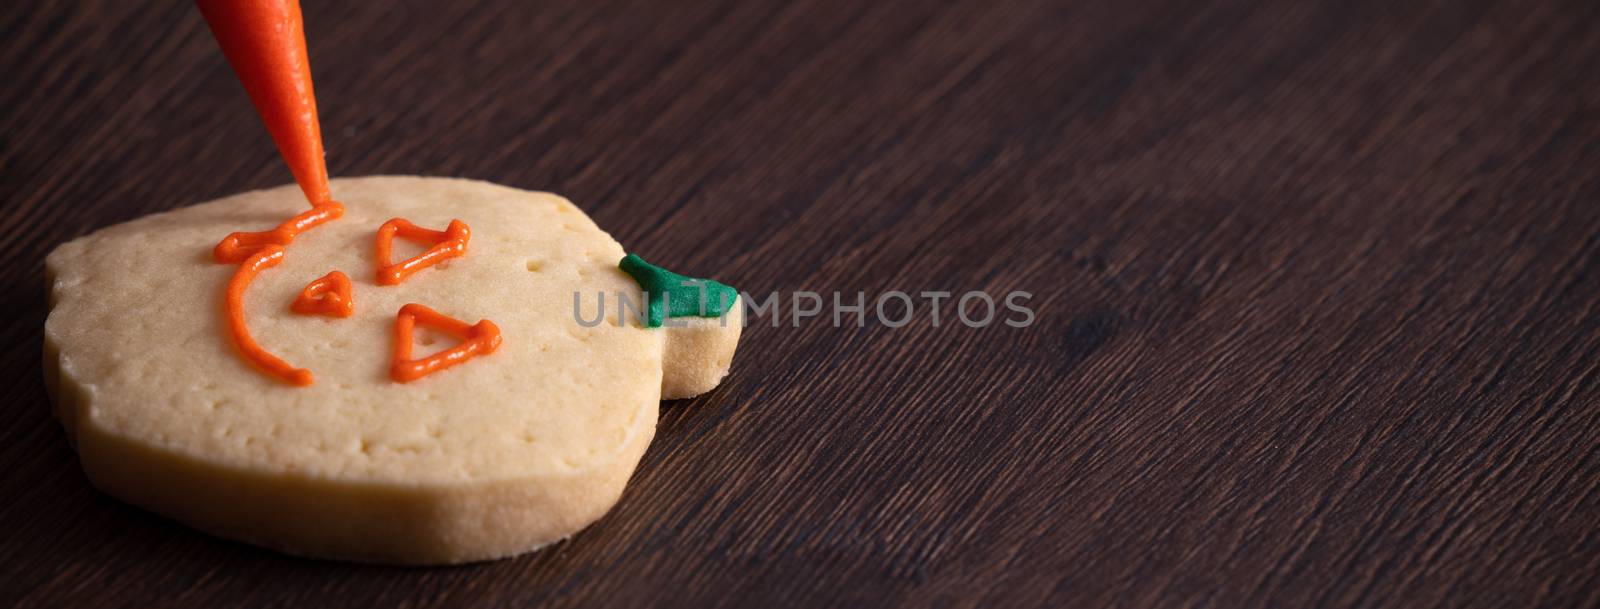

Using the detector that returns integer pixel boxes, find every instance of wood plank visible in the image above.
[1,0,1596,607]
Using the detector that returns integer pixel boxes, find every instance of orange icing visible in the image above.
[291,271,354,318]
[390,303,502,383]
[213,202,344,264]
[376,220,506,381]
[374,218,471,285]
[226,246,313,386]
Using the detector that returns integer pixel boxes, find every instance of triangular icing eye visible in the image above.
[374,218,470,285]
[390,303,501,382]
[291,271,354,318]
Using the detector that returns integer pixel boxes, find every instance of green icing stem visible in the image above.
[618,254,738,328]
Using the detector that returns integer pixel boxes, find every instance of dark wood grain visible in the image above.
[3,0,1598,607]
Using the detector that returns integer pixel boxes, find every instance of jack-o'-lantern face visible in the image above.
[214,200,500,387]
[187,179,737,398]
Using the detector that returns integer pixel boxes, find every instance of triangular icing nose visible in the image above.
[390,303,502,382]
[291,271,354,317]
[374,218,470,285]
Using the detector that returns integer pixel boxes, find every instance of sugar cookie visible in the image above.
[44,176,742,563]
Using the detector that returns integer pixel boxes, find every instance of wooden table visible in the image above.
[3,1,1597,607]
